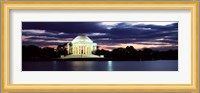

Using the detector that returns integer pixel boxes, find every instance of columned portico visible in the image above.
[66,35,100,57]
[61,35,104,58]
[71,44,97,55]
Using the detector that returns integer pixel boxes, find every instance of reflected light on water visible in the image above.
[53,61,57,70]
[108,61,113,71]
[23,60,178,71]
[72,61,94,71]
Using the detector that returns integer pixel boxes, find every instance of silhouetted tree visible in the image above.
[22,45,41,60]
[112,48,128,59]
[56,44,68,56]
[22,44,178,61]
[95,46,101,56]
[41,47,56,58]
[141,48,154,60]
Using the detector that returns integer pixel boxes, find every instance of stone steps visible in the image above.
[61,54,104,59]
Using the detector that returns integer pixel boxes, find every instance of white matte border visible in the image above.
[10,10,191,84]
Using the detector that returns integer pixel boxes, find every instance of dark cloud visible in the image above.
[25,36,58,40]
[23,41,65,47]
[91,22,178,45]
[22,22,178,50]
[22,22,108,33]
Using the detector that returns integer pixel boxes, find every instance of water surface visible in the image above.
[22,60,178,71]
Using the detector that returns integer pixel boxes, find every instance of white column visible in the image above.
[88,47,90,54]
[67,43,69,54]
[83,46,85,54]
[74,46,76,54]
[77,46,79,55]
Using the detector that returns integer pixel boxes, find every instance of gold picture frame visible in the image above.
[1,1,199,92]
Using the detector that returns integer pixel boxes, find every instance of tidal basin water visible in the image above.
[22,60,178,71]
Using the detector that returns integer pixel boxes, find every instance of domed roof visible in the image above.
[72,35,93,43]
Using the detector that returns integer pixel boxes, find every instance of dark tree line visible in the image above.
[22,44,178,61]
[95,46,178,60]
[22,44,68,60]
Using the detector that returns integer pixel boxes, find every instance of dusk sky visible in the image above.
[22,22,178,51]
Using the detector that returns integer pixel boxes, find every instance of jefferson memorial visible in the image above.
[61,35,104,58]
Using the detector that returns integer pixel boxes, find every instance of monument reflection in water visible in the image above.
[22,60,178,71]
[70,61,113,71]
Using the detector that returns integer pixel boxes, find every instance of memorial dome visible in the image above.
[72,35,93,43]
